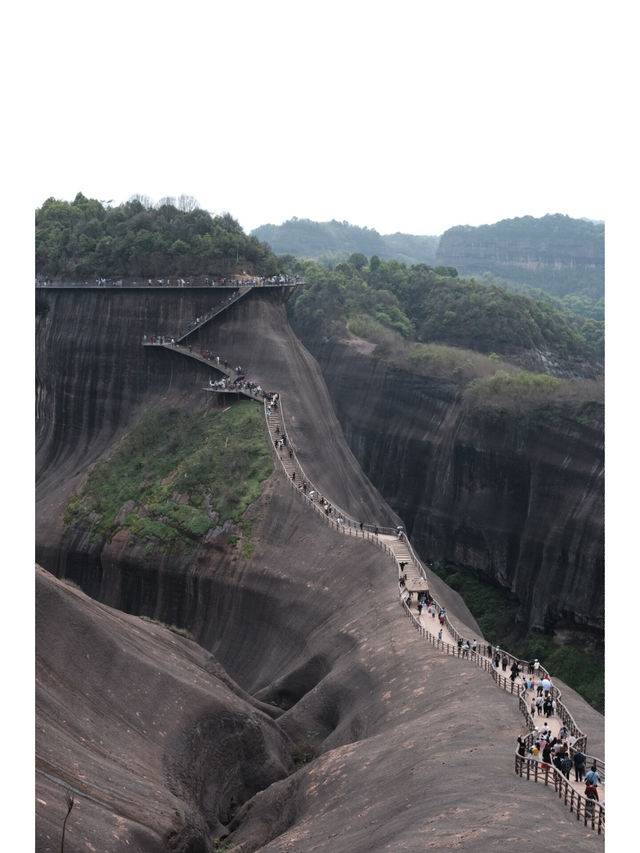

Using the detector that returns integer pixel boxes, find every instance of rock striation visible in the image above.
[297,336,604,636]
[35,285,605,851]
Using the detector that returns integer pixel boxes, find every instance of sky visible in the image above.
[16,0,631,237]
[7,0,640,838]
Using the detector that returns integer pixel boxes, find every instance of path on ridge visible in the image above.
[142,320,606,824]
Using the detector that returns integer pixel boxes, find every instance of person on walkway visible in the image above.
[584,783,599,817]
[530,699,536,719]
[517,736,527,758]
[560,749,573,778]
[457,638,463,655]
[439,611,445,626]
[585,765,601,787]
[573,749,586,782]
[472,639,477,654]
[417,601,423,616]
[462,640,470,658]
[536,695,544,716]
[437,628,443,642]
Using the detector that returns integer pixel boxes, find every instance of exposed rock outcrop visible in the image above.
[35,285,605,851]
[297,336,604,635]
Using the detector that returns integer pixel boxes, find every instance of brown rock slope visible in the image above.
[36,480,604,850]
[36,286,604,851]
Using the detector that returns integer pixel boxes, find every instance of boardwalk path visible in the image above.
[144,325,606,835]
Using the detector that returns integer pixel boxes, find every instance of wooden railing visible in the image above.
[514,755,604,835]
[145,327,605,834]
[262,393,605,832]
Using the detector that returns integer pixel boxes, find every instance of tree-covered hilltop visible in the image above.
[251,217,439,266]
[435,214,604,305]
[36,193,280,280]
[284,254,604,375]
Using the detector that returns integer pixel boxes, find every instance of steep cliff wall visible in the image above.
[36,285,603,636]
[307,337,604,634]
[36,285,400,610]
[35,286,605,851]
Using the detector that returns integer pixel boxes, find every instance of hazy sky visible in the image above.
[23,0,624,236]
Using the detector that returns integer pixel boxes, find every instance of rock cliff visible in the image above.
[35,285,605,851]
[297,335,604,636]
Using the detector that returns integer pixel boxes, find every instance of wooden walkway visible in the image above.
[143,317,606,835]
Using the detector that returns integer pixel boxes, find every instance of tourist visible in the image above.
[585,782,599,817]
[573,748,586,782]
[585,765,601,787]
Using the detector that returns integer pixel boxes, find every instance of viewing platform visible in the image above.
[36,275,302,289]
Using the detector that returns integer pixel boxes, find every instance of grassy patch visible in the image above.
[65,403,272,553]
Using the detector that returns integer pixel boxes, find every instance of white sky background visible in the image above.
[21,0,622,235]
[5,0,639,841]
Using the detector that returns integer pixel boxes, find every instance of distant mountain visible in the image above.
[435,214,604,302]
[251,218,439,266]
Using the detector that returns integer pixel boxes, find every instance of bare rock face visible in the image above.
[35,565,294,852]
[35,286,605,851]
[306,338,603,635]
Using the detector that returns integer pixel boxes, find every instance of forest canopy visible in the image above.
[35,193,280,280]
[283,254,604,367]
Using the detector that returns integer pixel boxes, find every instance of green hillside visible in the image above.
[36,193,280,280]
[252,217,439,266]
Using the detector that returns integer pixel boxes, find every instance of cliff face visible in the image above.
[36,286,400,611]
[35,286,605,851]
[36,285,603,635]
[306,337,604,634]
